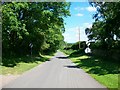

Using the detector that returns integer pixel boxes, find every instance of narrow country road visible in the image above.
[3,51,107,88]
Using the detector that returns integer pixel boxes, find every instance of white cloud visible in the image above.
[74,6,96,12]
[74,7,84,11]
[74,23,92,42]
[75,13,84,17]
[63,26,89,43]
[63,27,78,43]
[83,23,92,28]
[86,7,96,12]
[63,33,69,37]
[74,7,78,10]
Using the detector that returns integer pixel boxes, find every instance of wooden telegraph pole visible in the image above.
[78,27,80,49]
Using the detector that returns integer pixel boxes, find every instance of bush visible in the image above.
[71,41,87,50]
[111,41,120,49]
[89,41,108,50]
[64,47,71,50]
[69,48,85,57]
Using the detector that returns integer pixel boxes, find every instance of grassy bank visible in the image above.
[0,55,53,75]
[62,50,119,89]
[60,49,76,55]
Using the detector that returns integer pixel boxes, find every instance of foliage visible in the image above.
[69,48,85,57]
[86,2,120,50]
[63,42,73,50]
[62,41,87,57]
[89,41,107,49]
[61,49,76,55]
[71,41,87,50]
[2,2,70,58]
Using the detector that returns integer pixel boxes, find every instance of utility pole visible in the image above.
[78,27,80,49]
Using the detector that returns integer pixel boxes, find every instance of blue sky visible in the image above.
[63,2,96,43]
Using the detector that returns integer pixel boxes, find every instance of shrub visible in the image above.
[71,41,87,50]
[69,48,85,57]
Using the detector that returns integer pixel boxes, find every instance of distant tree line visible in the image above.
[2,2,70,57]
[62,41,88,57]
[64,41,87,50]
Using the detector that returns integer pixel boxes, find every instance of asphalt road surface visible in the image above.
[3,51,107,88]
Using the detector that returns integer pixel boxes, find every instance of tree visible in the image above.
[85,2,120,50]
[71,41,87,50]
[2,2,71,57]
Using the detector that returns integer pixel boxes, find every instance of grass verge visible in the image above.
[60,49,76,55]
[0,55,53,75]
[62,50,119,89]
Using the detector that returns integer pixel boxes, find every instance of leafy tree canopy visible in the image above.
[2,2,71,57]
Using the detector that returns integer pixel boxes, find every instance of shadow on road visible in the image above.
[64,65,79,69]
[56,56,68,59]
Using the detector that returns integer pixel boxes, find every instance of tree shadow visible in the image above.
[67,49,119,75]
[2,55,49,67]
[56,56,68,59]
[68,50,90,58]
[74,56,119,75]
[64,65,79,69]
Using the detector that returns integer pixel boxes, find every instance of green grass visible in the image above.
[0,62,42,75]
[91,74,118,89]
[60,49,76,55]
[70,55,119,89]
[64,50,119,89]
[0,55,53,75]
